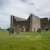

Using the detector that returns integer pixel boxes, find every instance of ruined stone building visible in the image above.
[10,14,50,32]
[40,18,48,29]
[10,14,41,32]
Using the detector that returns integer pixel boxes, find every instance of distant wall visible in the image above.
[40,18,48,29]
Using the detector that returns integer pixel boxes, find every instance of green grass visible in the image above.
[0,30,50,50]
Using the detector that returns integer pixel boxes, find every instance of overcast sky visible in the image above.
[0,0,50,28]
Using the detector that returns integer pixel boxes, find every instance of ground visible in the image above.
[0,30,50,50]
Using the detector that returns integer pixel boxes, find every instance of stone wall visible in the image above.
[40,18,48,29]
[32,16,40,32]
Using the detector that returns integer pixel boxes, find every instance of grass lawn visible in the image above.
[0,30,50,50]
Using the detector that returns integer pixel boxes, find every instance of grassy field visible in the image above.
[0,30,50,50]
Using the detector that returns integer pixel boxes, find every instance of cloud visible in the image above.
[0,0,50,28]
[33,0,50,17]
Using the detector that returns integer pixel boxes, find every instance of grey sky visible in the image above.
[0,0,50,28]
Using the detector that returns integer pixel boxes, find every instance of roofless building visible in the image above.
[10,14,48,32]
[10,14,41,32]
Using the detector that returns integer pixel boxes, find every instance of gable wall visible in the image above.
[32,16,40,32]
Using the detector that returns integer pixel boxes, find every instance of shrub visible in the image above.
[37,28,41,32]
